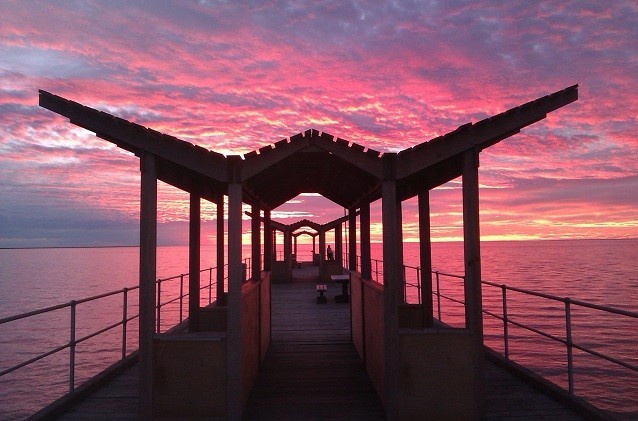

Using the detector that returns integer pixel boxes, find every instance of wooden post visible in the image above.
[189,192,201,332]
[462,148,485,417]
[227,181,243,420]
[251,204,261,281]
[293,234,298,260]
[138,152,157,420]
[263,210,272,271]
[216,197,225,304]
[348,209,357,271]
[382,154,400,419]
[396,198,405,303]
[319,230,326,276]
[360,201,372,280]
[272,229,277,260]
[418,191,434,327]
[284,230,292,278]
[334,224,342,267]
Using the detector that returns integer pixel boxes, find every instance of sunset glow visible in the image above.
[1,1,636,247]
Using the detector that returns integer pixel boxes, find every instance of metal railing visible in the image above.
[0,259,256,397]
[398,263,638,399]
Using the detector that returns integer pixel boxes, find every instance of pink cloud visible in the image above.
[0,1,637,246]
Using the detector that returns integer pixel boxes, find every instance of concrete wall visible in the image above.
[199,306,227,332]
[153,273,271,419]
[351,272,365,360]
[271,260,290,283]
[321,260,343,282]
[362,278,385,407]
[241,279,261,410]
[152,332,227,419]
[259,272,271,360]
[398,329,477,420]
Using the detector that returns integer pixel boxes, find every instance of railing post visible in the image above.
[179,274,184,323]
[416,267,421,305]
[209,268,213,304]
[502,285,509,359]
[122,288,128,360]
[435,271,441,321]
[565,297,574,396]
[156,279,162,334]
[69,300,76,392]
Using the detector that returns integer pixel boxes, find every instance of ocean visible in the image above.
[0,239,636,419]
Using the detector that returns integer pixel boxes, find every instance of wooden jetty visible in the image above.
[52,264,583,420]
[37,85,584,419]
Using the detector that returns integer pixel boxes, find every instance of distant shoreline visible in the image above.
[0,245,139,250]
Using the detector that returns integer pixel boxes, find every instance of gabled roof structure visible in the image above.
[38,85,579,420]
[39,85,577,210]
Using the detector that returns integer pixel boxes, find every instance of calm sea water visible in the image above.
[0,239,636,419]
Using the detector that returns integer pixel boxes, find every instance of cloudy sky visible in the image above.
[0,1,636,247]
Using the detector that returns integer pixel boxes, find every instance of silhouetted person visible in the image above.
[327,245,334,261]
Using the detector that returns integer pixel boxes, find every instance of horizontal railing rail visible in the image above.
[0,259,251,403]
[398,263,638,401]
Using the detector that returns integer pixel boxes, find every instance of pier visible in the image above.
[49,264,584,420]
[20,85,597,419]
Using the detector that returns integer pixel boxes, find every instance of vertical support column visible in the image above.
[418,191,434,327]
[462,148,485,417]
[227,180,243,420]
[360,201,372,280]
[312,235,316,256]
[189,192,201,332]
[216,197,225,305]
[397,199,405,303]
[263,210,272,271]
[251,204,261,281]
[318,229,326,276]
[283,230,292,278]
[138,152,157,420]
[334,224,342,267]
[293,235,298,260]
[272,229,277,261]
[348,208,357,271]
[382,154,400,419]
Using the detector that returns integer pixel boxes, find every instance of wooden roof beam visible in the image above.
[310,131,384,178]
[39,90,229,182]
[396,85,578,180]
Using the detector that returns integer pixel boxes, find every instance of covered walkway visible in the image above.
[53,271,582,420]
[39,85,580,419]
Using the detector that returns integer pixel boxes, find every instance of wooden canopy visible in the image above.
[39,85,578,210]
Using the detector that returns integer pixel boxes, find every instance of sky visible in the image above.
[0,1,637,247]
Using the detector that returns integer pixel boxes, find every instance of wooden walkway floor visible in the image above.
[53,264,585,420]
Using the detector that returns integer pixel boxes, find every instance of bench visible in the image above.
[316,284,327,304]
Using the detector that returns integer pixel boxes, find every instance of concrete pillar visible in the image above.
[251,204,261,281]
[382,154,400,419]
[462,148,485,417]
[189,192,201,332]
[360,201,372,280]
[348,209,357,271]
[216,197,225,304]
[418,191,434,328]
[138,153,157,420]
[263,210,272,271]
[227,181,243,420]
